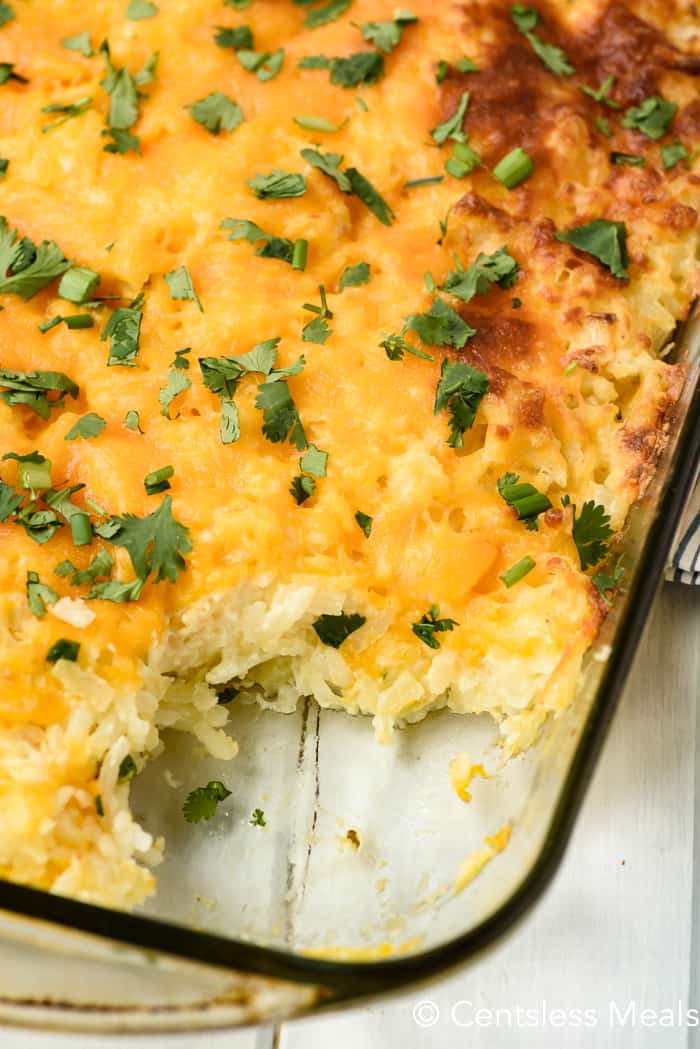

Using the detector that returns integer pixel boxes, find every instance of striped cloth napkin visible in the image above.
[667,479,700,585]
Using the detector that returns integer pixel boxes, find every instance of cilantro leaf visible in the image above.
[236,48,284,80]
[221,218,305,267]
[64,413,106,441]
[303,315,332,343]
[356,10,417,53]
[339,261,370,289]
[126,0,158,19]
[354,510,372,537]
[300,147,351,191]
[88,577,145,602]
[304,0,352,27]
[46,638,80,663]
[55,547,115,586]
[510,4,539,31]
[661,141,689,169]
[290,473,316,504]
[27,571,58,618]
[0,479,22,521]
[255,379,307,449]
[98,495,191,583]
[250,807,266,826]
[404,298,475,348]
[433,359,489,446]
[187,92,244,135]
[431,90,469,145]
[102,128,141,154]
[0,368,78,419]
[380,331,434,361]
[497,472,551,530]
[61,31,93,57]
[300,443,328,476]
[578,75,621,109]
[510,6,574,76]
[621,96,676,140]
[592,556,624,604]
[571,499,613,569]
[0,217,70,299]
[247,170,307,199]
[100,295,144,366]
[165,265,203,311]
[41,95,93,133]
[345,166,394,224]
[555,219,629,279]
[183,780,231,823]
[0,4,14,26]
[213,25,253,49]
[412,604,458,649]
[441,246,518,303]
[310,51,384,88]
[159,367,191,419]
[312,611,366,647]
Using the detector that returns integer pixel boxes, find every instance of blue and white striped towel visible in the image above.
[667,479,700,585]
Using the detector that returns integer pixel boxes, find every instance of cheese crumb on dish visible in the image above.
[0,0,698,906]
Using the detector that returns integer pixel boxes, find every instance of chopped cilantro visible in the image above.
[304,0,352,27]
[290,474,316,504]
[159,365,191,419]
[247,170,307,199]
[571,499,613,569]
[41,95,93,133]
[55,547,115,587]
[500,556,536,588]
[661,140,689,170]
[0,217,70,299]
[236,48,284,80]
[64,413,106,441]
[250,807,266,826]
[380,331,434,361]
[96,494,191,584]
[187,92,243,135]
[124,409,142,432]
[621,96,676,140]
[0,4,14,26]
[27,570,58,618]
[300,50,384,87]
[404,175,444,188]
[126,0,158,18]
[301,147,351,191]
[592,556,624,604]
[555,219,629,279]
[291,443,327,503]
[46,638,80,663]
[61,31,93,57]
[355,10,417,53]
[354,510,372,537]
[312,611,366,647]
[510,6,574,76]
[431,90,469,145]
[610,151,645,167]
[118,754,137,781]
[345,166,394,224]
[221,217,307,268]
[433,358,489,446]
[255,379,307,449]
[302,285,333,343]
[412,605,458,649]
[595,117,612,138]
[95,795,104,816]
[39,313,93,332]
[101,293,144,366]
[497,472,552,530]
[0,368,78,419]
[213,25,253,49]
[445,140,480,178]
[102,128,141,155]
[0,479,22,521]
[183,780,231,823]
[0,63,27,85]
[293,114,342,132]
[578,75,620,109]
[165,265,203,311]
[0,158,7,179]
[441,246,518,303]
[339,261,370,289]
[404,297,475,349]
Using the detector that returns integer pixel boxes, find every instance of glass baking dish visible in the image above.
[0,308,698,1034]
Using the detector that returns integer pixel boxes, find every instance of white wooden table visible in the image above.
[2,583,698,1049]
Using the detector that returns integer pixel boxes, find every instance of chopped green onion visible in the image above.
[58,266,100,304]
[404,175,444,189]
[293,115,340,132]
[492,147,534,189]
[500,556,536,588]
[144,465,174,495]
[46,638,80,663]
[70,511,93,546]
[292,238,308,270]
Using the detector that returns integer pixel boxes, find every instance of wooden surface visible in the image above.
[2,583,698,1049]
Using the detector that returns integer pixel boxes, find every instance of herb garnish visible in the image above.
[237,48,284,80]
[434,359,489,446]
[247,170,307,199]
[221,218,308,268]
[355,10,417,53]
[497,472,552,530]
[26,571,58,618]
[555,219,629,279]
[165,265,203,311]
[0,368,78,418]
[187,92,244,135]
[492,147,533,188]
[290,443,328,504]
[441,246,518,303]
[431,90,469,145]
[183,781,231,823]
[46,638,80,663]
[500,556,536,588]
[312,611,366,647]
[621,96,676,140]
[214,25,253,49]
[510,5,574,76]
[299,51,384,87]
[569,499,613,569]
[0,217,70,299]
[412,605,458,649]
[101,293,144,366]
[250,807,267,826]
[339,261,370,289]
[95,494,191,584]
[354,511,372,537]
[64,413,106,441]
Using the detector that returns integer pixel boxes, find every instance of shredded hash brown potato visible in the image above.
[0,0,698,905]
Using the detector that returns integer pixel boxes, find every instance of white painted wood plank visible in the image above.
[280,585,699,1049]
[0,1029,265,1049]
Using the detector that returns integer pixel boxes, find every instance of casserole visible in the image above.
[0,0,699,1028]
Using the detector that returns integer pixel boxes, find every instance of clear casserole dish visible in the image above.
[0,307,697,1034]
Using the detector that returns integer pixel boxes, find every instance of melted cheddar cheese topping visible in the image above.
[0,0,698,903]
